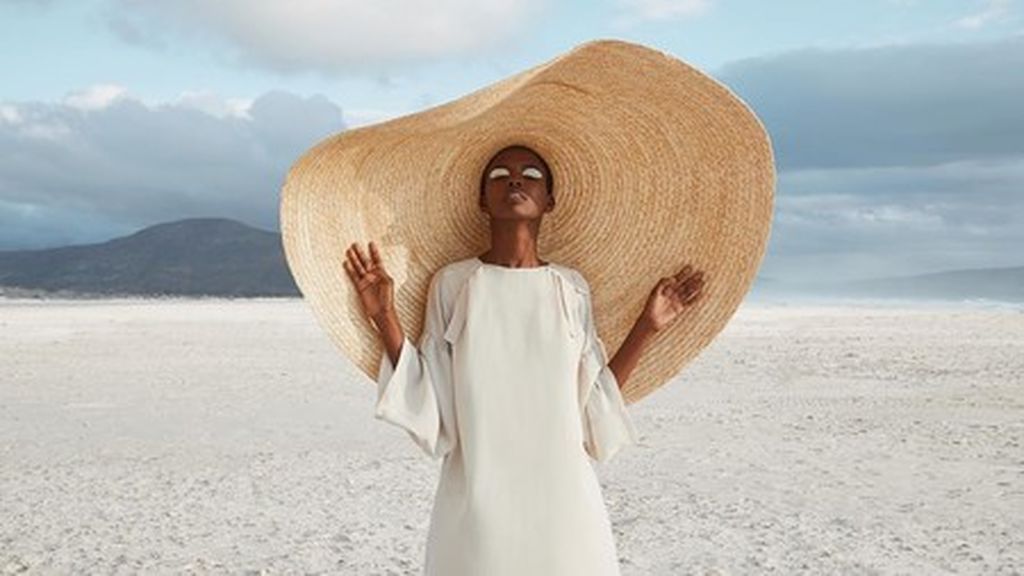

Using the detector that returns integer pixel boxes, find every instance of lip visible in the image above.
[508,190,527,201]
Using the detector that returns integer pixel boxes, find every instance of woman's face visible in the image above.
[479,147,553,221]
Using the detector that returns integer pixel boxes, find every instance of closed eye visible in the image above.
[488,167,510,179]
[523,167,543,179]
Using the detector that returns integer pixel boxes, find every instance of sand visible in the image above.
[1,297,1021,575]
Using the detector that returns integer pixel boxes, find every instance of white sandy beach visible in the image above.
[1,297,1021,575]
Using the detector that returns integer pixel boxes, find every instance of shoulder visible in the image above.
[432,257,480,291]
[549,262,591,296]
[425,257,481,315]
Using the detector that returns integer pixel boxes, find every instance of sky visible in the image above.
[1,0,1022,283]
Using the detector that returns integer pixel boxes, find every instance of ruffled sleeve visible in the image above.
[373,272,458,460]
[575,275,639,463]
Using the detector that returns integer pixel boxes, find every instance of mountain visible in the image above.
[840,266,1024,301]
[0,218,300,298]
[751,265,1024,303]
[1,219,1020,302]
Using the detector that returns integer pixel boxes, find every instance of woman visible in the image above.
[343,144,706,575]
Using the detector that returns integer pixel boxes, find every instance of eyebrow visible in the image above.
[491,163,543,171]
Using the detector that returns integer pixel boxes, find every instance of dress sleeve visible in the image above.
[373,273,457,460]
[576,278,639,463]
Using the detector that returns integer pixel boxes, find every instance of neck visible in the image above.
[482,220,545,267]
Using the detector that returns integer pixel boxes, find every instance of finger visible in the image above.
[675,270,700,293]
[683,277,705,298]
[675,266,701,290]
[345,245,363,278]
[674,274,703,301]
[658,277,674,295]
[673,264,693,284]
[666,272,685,292]
[669,283,693,304]
[359,241,378,272]
[681,285,703,305]
[342,258,355,282]
[351,243,369,276]
[368,241,383,269]
[682,270,704,289]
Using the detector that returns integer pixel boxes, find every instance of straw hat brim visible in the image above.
[280,38,776,404]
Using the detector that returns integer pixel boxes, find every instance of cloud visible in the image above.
[612,0,713,24]
[954,0,1013,30]
[0,105,22,124]
[777,195,945,231]
[172,90,253,120]
[62,84,130,111]
[100,0,546,76]
[716,34,1024,171]
[712,35,1024,281]
[760,153,1024,282]
[2,34,1022,283]
[0,87,344,249]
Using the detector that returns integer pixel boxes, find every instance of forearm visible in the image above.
[607,316,658,391]
[373,308,406,370]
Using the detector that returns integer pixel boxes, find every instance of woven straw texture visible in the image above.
[280,38,775,404]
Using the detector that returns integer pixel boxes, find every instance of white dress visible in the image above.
[374,256,639,576]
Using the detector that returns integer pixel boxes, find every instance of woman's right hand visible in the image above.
[343,241,394,330]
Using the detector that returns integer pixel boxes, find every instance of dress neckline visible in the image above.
[474,256,552,271]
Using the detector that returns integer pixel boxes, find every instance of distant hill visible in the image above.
[752,266,1024,303]
[1,219,1020,302]
[843,266,1024,301]
[0,218,300,298]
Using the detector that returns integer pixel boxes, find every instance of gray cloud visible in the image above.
[2,35,1022,285]
[717,34,1024,171]
[704,35,1024,283]
[759,157,1024,283]
[0,90,343,249]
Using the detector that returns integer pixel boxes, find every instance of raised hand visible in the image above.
[639,262,706,333]
[342,241,394,330]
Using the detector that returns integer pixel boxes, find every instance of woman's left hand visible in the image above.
[639,263,706,333]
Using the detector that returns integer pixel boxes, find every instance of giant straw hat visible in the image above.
[280,38,775,404]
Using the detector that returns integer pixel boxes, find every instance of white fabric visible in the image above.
[374,257,638,575]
